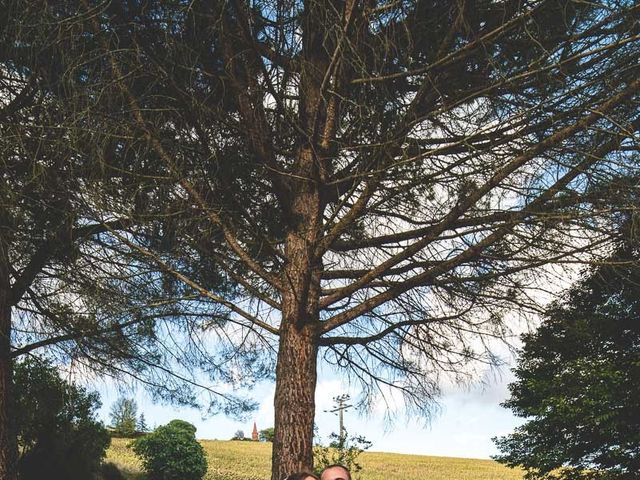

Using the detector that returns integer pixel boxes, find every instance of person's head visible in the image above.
[320,464,351,480]
[285,471,320,480]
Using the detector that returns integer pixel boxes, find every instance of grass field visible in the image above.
[106,438,523,480]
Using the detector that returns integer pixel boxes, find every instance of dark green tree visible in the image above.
[493,226,640,479]
[131,419,207,480]
[259,427,275,442]
[14,357,110,480]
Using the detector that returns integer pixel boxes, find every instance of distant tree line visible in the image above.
[109,397,149,437]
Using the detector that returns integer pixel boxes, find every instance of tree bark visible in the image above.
[269,0,332,473]
[0,237,17,480]
[271,144,324,480]
[271,321,319,480]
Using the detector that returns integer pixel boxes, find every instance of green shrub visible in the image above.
[131,419,207,480]
[14,357,111,480]
[259,427,275,442]
[314,430,372,479]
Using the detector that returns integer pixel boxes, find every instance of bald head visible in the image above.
[320,465,351,480]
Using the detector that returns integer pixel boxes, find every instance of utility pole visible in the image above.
[326,394,352,446]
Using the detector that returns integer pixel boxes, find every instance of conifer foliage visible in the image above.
[1,1,639,479]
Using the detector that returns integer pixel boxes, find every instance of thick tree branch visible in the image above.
[10,218,133,306]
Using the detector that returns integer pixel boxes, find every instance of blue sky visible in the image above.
[96,362,523,459]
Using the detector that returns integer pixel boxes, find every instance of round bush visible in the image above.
[131,419,207,480]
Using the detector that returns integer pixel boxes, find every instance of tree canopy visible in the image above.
[13,357,110,480]
[131,419,207,480]
[1,1,639,479]
[1,5,256,476]
[110,397,139,437]
[493,229,640,479]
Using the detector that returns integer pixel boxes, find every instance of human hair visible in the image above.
[321,464,351,480]
[285,471,320,480]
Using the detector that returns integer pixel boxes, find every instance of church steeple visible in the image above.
[252,421,259,441]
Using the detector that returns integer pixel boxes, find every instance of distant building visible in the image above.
[252,421,259,441]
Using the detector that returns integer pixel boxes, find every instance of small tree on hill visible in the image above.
[110,397,138,437]
[131,419,207,480]
[259,427,275,442]
[137,413,149,434]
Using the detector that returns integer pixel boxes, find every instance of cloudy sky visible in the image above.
[96,357,524,459]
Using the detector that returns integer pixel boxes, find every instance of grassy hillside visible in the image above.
[107,438,523,480]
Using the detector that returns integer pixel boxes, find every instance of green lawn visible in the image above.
[106,438,523,480]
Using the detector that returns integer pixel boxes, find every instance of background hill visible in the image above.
[107,438,523,480]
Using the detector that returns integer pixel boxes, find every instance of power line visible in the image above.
[325,394,353,444]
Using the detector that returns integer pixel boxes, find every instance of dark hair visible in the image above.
[285,471,320,480]
[321,465,351,479]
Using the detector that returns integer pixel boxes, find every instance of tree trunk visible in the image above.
[271,144,323,480]
[269,0,333,464]
[0,238,17,480]
[271,321,319,480]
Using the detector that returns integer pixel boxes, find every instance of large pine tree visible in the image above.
[2,1,640,479]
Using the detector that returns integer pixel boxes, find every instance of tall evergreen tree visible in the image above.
[2,1,640,479]
[0,5,252,478]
